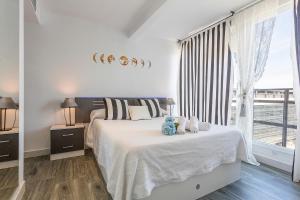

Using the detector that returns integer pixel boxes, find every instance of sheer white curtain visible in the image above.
[230,0,279,165]
[292,0,300,182]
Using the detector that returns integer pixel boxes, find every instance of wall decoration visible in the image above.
[92,52,98,63]
[91,52,151,69]
[131,58,137,66]
[140,59,145,67]
[100,54,106,63]
[119,56,129,66]
[107,54,115,64]
[147,60,152,68]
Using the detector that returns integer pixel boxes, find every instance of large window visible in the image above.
[253,9,296,150]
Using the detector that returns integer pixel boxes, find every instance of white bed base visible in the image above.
[100,160,241,200]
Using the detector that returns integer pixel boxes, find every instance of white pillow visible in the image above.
[90,109,106,120]
[129,106,151,121]
[161,108,168,116]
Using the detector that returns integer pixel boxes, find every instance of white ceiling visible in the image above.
[37,0,166,35]
[141,0,255,40]
[30,0,256,40]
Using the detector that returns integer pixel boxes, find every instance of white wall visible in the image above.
[25,12,179,153]
[0,0,19,98]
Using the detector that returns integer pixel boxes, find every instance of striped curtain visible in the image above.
[179,21,232,125]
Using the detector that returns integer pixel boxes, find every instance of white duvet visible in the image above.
[86,117,248,200]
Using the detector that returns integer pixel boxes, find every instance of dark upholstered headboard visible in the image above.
[75,97,168,123]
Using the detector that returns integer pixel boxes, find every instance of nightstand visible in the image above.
[50,124,85,160]
[0,128,19,169]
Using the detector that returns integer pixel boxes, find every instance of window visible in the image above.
[253,9,296,150]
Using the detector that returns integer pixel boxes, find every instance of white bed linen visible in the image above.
[86,117,248,200]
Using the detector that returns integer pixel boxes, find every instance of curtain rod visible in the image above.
[178,0,263,42]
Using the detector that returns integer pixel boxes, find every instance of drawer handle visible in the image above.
[0,140,10,144]
[0,154,10,158]
[62,133,74,137]
[62,145,74,149]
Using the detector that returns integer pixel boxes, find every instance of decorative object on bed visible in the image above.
[161,116,176,135]
[104,98,130,120]
[176,116,186,134]
[119,56,129,66]
[166,98,175,116]
[179,21,232,126]
[61,98,78,126]
[0,97,18,131]
[107,54,115,64]
[100,54,105,63]
[198,122,211,131]
[128,106,151,121]
[139,98,162,118]
[188,117,199,133]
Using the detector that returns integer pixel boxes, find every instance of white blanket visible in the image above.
[86,117,248,200]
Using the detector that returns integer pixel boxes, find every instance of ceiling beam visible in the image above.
[127,0,167,40]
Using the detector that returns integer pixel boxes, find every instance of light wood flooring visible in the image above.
[20,150,300,200]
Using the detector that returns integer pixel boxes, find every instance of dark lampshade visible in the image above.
[166,98,175,105]
[0,97,17,109]
[61,98,78,108]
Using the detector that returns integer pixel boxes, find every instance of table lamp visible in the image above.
[0,97,18,131]
[61,98,78,126]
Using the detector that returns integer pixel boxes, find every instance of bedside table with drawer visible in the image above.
[50,124,85,160]
[0,128,19,169]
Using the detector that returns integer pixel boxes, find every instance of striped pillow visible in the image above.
[104,98,130,120]
[139,99,162,118]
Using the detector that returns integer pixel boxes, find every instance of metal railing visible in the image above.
[232,88,297,149]
[253,88,296,147]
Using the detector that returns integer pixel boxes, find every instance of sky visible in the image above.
[255,9,294,89]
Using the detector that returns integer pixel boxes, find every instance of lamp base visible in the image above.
[65,123,76,127]
[0,127,13,132]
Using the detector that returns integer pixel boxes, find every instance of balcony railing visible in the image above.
[231,88,297,149]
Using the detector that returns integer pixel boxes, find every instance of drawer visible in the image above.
[0,134,19,162]
[51,128,84,154]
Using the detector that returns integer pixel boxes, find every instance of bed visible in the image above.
[75,97,248,200]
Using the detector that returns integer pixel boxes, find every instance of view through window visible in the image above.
[231,8,297,150]
[253,9,296,149]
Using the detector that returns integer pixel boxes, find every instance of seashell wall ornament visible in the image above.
[92,52,151,69]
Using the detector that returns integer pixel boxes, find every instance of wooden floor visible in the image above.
[0,166,18,200]
[22,150,300,200]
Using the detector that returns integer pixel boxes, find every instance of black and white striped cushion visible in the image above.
[139,99,162,118]
[104,98,130,120]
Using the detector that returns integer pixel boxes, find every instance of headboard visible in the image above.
[75,97,168,123]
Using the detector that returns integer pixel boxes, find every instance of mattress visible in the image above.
[86,117,248,200]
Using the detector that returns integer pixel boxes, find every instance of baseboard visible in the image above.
[24,148,49,158]
[255,154,293,173]
[10,180,25,200]
[50,150,84,160]
[0,160,18,169]
[253,141,294,173]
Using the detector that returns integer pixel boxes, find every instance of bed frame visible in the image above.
[75,97,168,123]
[100,161,241,200]
[75,97,241,200]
